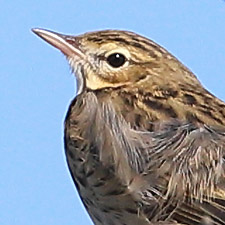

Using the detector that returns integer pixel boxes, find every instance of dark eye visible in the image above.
[106,53,126,68]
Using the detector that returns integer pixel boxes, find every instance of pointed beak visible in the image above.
[32,28,85,58]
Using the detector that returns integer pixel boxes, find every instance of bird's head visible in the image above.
[32,28,199,95]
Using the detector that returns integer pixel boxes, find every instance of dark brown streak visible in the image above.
[199,108,224,124]
[108,37,160,58]
[143,99,178,118]
[130,35,163,50]
[183,94,197,105]
[88,35,162,59]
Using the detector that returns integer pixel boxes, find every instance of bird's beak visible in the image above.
[32,28,85,59]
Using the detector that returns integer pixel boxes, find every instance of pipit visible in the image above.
[32,28,225,225]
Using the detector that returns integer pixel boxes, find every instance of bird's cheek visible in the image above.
[85,72,115,90]
[85,71,130,91]
[85,72,103,90]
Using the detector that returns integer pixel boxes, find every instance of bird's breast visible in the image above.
[63,92,152,225]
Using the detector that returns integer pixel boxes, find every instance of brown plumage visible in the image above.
[32,28,225,225]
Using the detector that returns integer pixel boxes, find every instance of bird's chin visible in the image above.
[68,57,85,95]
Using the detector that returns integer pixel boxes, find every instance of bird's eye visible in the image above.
[106,53,126,68]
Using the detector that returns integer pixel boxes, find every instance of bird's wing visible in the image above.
[173,193,225,225]
[135,121,225,224]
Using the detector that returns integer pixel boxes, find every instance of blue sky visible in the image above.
[1,1,225,225]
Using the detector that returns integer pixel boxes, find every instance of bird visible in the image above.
[32,28,225,225]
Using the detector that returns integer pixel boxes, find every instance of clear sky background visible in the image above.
[1,1,225,225]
